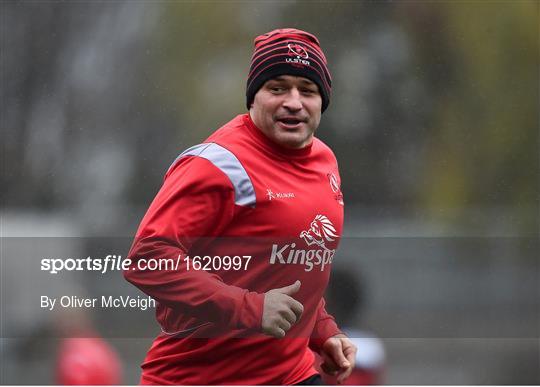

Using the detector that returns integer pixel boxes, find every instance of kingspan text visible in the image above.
[269,243,335,271]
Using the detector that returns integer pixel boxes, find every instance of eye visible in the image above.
[269,86,285,93]
[300,88,318,95]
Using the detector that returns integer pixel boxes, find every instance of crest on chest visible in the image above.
[327,172,344,206]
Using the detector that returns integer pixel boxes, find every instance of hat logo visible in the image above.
[286,44,310,67]
[287,44,309,59]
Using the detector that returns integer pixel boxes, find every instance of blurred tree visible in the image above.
[399,1,538,233]
[2,1,537,236]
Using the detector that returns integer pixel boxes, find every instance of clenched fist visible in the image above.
[261,280,304,338]
[320,334,357,384]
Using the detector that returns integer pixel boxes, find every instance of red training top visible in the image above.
[125,113,344,385]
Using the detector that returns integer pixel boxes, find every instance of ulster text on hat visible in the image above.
[286,43,310,66]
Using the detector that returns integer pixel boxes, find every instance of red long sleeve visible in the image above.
[309,297,343,353]
[124,156,264,330]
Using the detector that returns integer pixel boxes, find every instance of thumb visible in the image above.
[275,280,301,296]
[326,339,350,368]
[334,344,350,368]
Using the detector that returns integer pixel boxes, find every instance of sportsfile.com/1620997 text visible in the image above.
[40,255,252,274]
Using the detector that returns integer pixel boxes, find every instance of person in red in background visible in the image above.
[56,337,122,385]
[124,28,356,385]
[54,308,123,385]
[319,268,386,385]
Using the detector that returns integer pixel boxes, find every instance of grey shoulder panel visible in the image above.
[169,143,256,207]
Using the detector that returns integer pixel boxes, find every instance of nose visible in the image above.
[282,88,302,112]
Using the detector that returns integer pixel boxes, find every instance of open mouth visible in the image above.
[276,117,305,128]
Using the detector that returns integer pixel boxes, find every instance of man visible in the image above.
[124,28,356,385]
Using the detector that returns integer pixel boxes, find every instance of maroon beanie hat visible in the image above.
[246,28,332,112]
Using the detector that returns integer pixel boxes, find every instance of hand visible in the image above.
[320,334,357,384]
[261,280,304,338]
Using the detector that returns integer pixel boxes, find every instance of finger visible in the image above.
[343,346,356,368]
[279,307,297,325]
[320,361,338,376]
[278,319,291,332]
[327,340,349,368]
[288,298,304,319]
[275,280,301,296]
[325,338,350,368]
[336,339,356,384]
[341,339,357,368]
[272,327,286,338]
[320,351,339,374]
[336,366,353,384]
